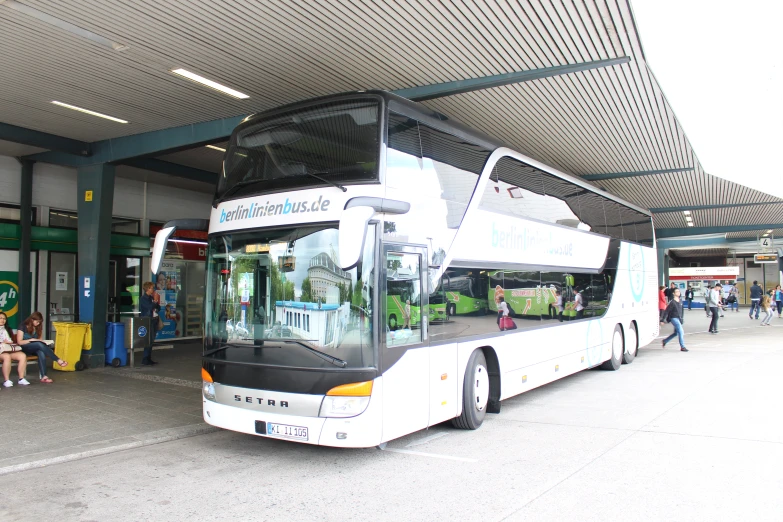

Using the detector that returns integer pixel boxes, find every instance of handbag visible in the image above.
[0,343,21,353]
[499,316,517,331]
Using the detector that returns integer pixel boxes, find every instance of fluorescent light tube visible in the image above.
[171,69,249,99]
[51,101,128,123]
[206,145,226,152]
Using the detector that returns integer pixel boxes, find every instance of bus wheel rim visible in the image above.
[474,364,489,412]
[613,330,623,360]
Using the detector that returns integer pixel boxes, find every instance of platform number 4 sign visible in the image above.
[0,279,19,319]
[759,235,774,252]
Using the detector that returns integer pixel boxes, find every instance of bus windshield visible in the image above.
[204,225,376,369]
[217,98,381,202]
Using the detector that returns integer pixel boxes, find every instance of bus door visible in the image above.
[381,243,429,441]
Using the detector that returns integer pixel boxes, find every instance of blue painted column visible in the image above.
[18,159,34,322]
[77,164,115,368]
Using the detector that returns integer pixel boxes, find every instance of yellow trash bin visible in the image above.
[52,322,90,371]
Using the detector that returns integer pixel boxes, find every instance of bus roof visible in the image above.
[234,90,652,219]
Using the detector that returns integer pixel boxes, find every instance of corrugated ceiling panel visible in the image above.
[0,0,779,236]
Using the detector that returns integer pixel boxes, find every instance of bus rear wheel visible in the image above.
[452,350,489,430]
[623,323,638,364]
[600,325,623,371]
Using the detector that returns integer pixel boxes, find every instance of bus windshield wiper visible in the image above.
[216,179,264,204]
[267,338,348,368]
[204,342,260,357]
[280,164,347,192]
[204,339,348,368]
[301,171,347,192]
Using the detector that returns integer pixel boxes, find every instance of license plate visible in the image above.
[262,421,309,441]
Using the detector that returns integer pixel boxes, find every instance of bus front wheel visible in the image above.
[452,350,489,430]
[600,325,623,371]
[388,314,398,330]
[447,303,456,316]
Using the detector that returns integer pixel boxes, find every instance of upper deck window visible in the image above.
[217,99,381,202]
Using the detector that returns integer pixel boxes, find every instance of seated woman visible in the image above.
[16,311,67,383]
[0,312,29,387]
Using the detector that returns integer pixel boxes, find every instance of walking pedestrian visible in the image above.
[749,280,763,319]
[775,285,783,318]
[685,285,694,311]
[704,285,712,318]
[709,284,723,333]
[658,286,667,324]
[760,294,774,326]
[661,288,688,351]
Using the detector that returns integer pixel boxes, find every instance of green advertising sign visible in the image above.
[0,272,20,329]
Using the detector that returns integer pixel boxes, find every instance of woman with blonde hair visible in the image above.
[760,294,773,326]
[0,312,29,387]
[17,311,67,383]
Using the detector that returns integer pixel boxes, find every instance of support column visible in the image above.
[77,164,115,368]
[657,246,668,286]
[18,159,34,323]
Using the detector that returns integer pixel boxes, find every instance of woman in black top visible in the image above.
[662,288,688,352]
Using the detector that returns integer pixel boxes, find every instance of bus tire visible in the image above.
[447,303,456,316]
[623,322,638,364]
[388,314,397,330]
[600,324,623,371]
[452,350,489,430]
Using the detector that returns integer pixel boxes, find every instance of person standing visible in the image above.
[704,285,712,318]
[760,294,773,326]
[661,288,688,351]
[728,285,739,312]
[140,282,161,366]
[574,288,585,319]
[749,280,763,319]
[709,284,723,334]
[775,285,783,318]
[685,285,694,311]
[402,299,411,329]
[658,286,667,324]
[555,290,564,322]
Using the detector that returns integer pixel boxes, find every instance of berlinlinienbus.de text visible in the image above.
[219,196,331,223]
[491,223,573,256]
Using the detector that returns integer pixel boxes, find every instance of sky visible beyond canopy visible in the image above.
[631,0,783,198]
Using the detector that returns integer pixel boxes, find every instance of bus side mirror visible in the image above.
[338,206,374,270]
[151,226,176,275]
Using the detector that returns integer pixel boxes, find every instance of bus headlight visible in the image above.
[320,396,370,418]
[203,381,216,401]
[319,380,373,418]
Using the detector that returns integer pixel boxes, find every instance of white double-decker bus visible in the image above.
[152,91,658,447]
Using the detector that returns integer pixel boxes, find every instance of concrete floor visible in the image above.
[0,310,781,521]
